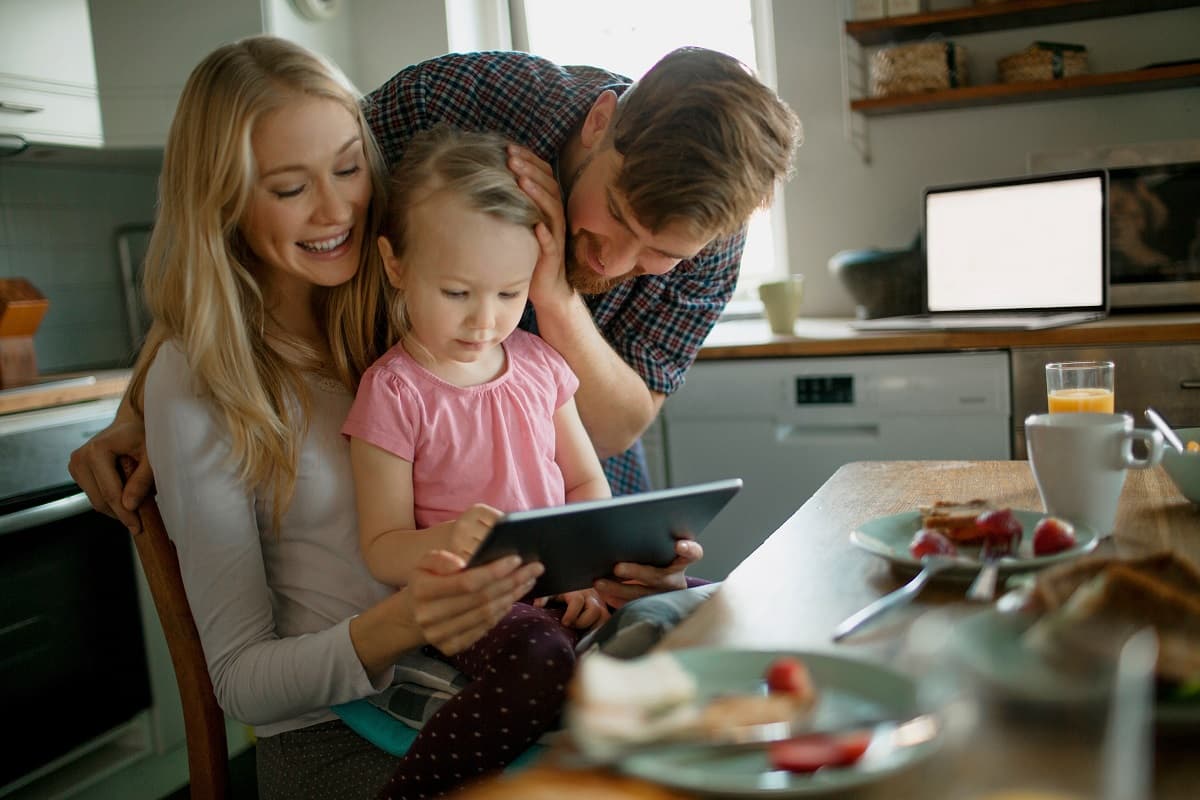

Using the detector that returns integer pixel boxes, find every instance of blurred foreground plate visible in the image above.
[948,609,1200,732]
[851,509,1099,583]
[616,649,942,797]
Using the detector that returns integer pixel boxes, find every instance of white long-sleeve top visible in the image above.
[144,341,394,737]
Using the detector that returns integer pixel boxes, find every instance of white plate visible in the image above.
[948,609,1200,732]
[850,509,1099,582]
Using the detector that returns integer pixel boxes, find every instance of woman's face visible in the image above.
[240,96,371,301]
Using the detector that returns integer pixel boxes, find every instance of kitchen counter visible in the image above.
[698,311,1200,359]
[0,369,131,415]
[1,313,1195,415]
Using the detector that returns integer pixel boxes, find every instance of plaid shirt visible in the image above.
[364,52,744,495]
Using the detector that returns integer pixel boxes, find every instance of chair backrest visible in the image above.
[124,461,230,799]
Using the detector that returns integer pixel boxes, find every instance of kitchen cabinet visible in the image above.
[87,0,358,147]
[844,0,1200,116]
[1010,343,1200,458]
[0,0,102,147]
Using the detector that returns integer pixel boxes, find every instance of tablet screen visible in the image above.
[466,478,742,597]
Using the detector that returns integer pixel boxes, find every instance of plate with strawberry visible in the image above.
[849,508,1100,582]
[614,649,943,796]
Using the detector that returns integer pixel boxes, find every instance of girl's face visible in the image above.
[381,190,537,382]
[240,96,371,304]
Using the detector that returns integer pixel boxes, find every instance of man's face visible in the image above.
[561,145,711,295]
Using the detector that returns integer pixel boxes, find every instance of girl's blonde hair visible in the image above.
[128,36,395,528]
[381,125,545,334]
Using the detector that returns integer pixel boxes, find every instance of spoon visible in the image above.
[1145,407,1184,454]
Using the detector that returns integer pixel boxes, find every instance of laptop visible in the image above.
[852,170,1109,331]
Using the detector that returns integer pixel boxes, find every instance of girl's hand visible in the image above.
[407,550,543,656]
[556,588,610,629]
[594,539,704,608]
[507,144,571,310]
[448,503,503,561]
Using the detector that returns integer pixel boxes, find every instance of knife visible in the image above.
[622,712,942,765]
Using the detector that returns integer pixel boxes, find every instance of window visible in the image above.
[510,0,788,304]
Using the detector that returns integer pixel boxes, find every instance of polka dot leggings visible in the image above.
[375,601,578,800]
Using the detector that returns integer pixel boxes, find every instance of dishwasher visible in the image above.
[660,351,1011,580]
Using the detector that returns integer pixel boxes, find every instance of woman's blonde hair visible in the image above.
[381,125,545,335]
[128,36,394,529]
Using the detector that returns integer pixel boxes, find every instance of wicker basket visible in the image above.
[998,41,1089,83]
[870,40,968,98]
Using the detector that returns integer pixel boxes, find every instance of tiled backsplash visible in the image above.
[0,156,159,374]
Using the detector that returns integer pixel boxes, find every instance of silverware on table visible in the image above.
[965,540,1001,603]
[1146,407,1185,454]
[579,712,941,765]
[1101,627,1157,800]
[832,555,959,642]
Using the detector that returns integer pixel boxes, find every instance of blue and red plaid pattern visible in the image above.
[363,52,744,495]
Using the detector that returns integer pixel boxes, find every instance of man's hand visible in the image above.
[507,144,572,311]
[447,503,503,562]
[594,539,704,608]
[407,550,544,656]
[67,420,153,534]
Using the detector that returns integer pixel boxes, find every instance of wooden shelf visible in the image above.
[845,0,1200,46]
[851,61,1200,115]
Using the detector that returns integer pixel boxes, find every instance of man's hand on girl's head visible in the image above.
[507,144,572,312]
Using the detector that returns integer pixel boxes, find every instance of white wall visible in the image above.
[349,0,451,93]
[774,1,1200,316]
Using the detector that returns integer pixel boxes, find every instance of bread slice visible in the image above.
[918,499,993,543]
[1031,551,1200,613]
[1028,551,1200,683]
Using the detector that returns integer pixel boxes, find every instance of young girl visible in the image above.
[341,126,613,796]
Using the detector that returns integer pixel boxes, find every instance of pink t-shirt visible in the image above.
[342,329,581,528]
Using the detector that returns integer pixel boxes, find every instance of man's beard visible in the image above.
[565,230,637,296]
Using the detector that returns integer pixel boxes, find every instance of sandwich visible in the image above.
[1025,551,1200,685]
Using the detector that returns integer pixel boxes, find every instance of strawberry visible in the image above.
[1033,516,1076,556]
[765,656,813,698]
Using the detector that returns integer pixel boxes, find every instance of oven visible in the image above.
[0,397,162,796]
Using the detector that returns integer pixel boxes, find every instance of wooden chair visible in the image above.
[123,459,231,799]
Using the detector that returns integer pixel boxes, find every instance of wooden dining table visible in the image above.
[452,460,1200,799]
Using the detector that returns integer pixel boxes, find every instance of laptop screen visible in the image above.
[924,172,1107,314]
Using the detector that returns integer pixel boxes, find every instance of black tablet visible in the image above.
[466,478,742,597]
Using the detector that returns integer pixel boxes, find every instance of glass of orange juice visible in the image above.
[1045,361,1114,413]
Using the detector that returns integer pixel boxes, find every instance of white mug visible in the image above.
[1024,412,1163,536]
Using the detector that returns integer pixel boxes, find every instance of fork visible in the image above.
[831,554,959,641]
[965,539,1001,602]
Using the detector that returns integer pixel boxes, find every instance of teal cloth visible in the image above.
[332,700,546,768]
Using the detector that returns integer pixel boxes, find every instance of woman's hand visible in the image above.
[507,144,571,311]
[408,550,543,656]
[594,539,704,608]
[67,419,154,534]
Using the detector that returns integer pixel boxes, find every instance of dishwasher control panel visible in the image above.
[795,375,853,405]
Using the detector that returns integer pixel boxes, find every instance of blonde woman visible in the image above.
[96,37,543,799]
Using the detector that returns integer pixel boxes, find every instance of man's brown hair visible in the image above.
[610,46,802,240]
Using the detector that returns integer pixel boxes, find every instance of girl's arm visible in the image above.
[554,397,612,503]
[350,438,501,585]
[350,437,462,586]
